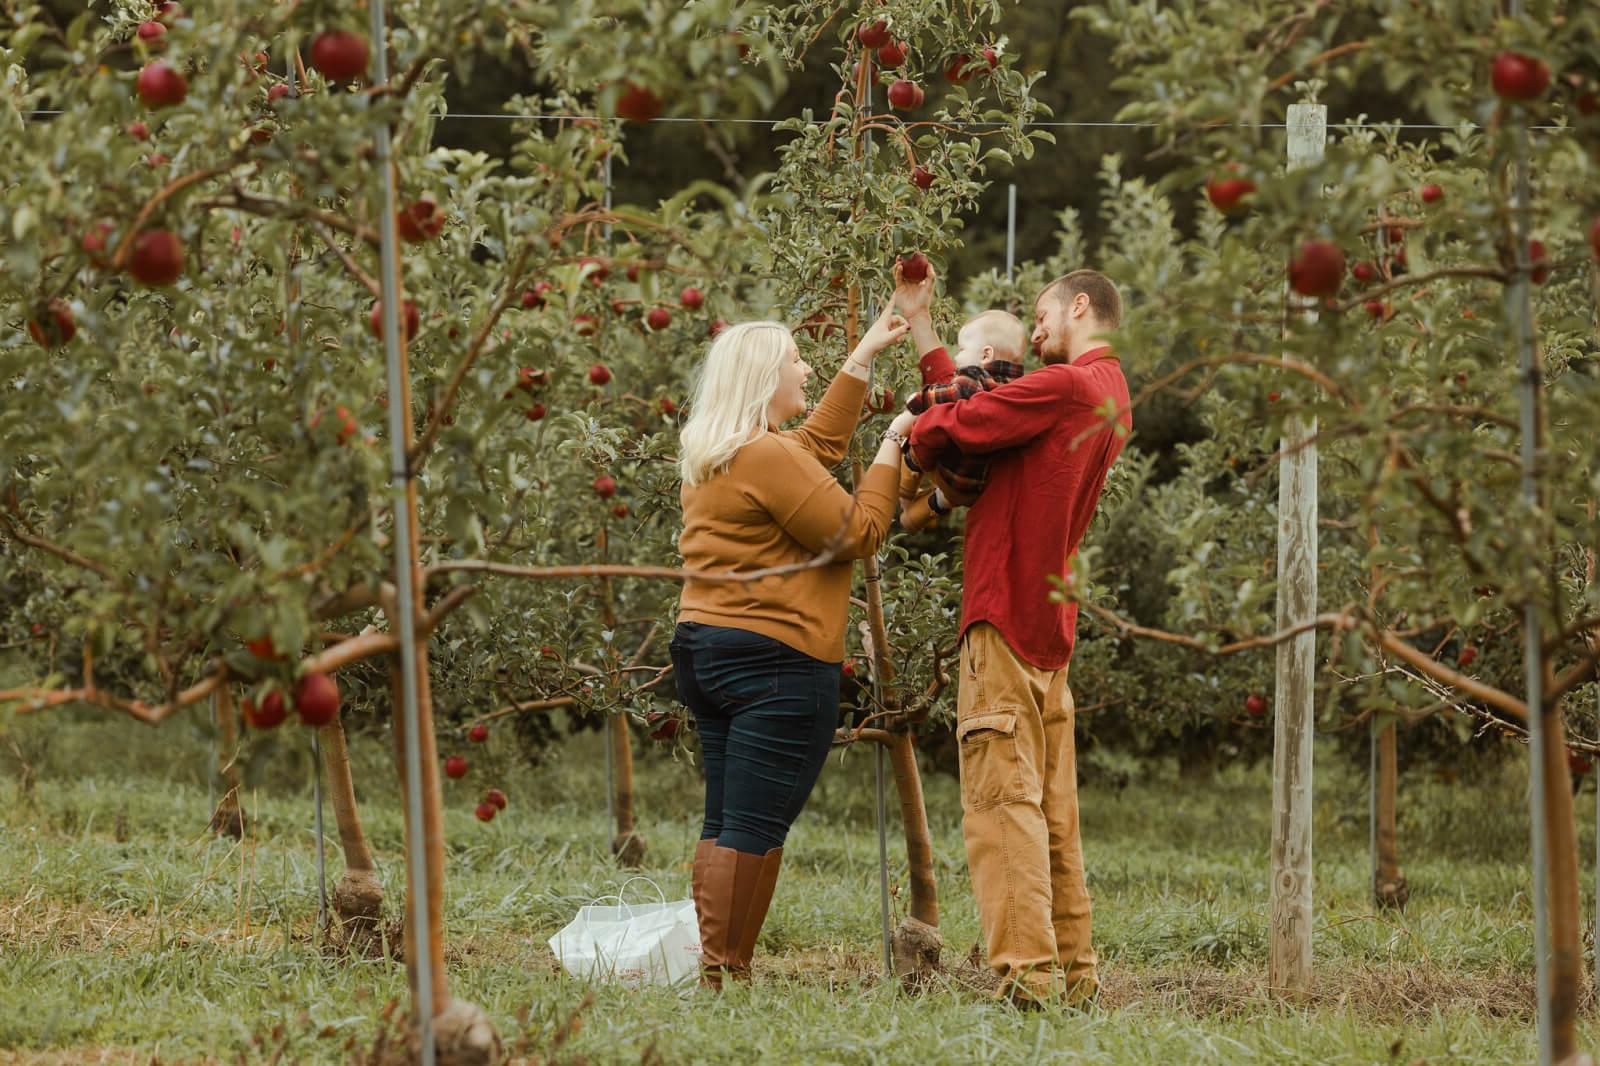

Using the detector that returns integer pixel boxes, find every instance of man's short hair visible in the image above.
[960,309,1027,361]
[1045,270,1122,329]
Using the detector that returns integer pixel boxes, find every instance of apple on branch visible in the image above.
[310,29,370,82]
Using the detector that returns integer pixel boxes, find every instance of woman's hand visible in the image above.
[852,305,911,362]
[889,410,917,436]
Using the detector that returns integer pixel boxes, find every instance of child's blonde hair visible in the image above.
[959,309,1027,362]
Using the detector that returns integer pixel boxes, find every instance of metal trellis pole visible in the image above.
[368,3,437,1062]
[1505,17,1551,1057]
[312,731,328,931]
[1368,716,1377,907]
[1005,184,1017,284]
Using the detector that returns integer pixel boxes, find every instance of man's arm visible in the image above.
[908,364,1088,468]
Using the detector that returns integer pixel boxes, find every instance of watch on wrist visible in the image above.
[882,428,910,450]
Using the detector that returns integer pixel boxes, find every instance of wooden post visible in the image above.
[1268,101,1325,997]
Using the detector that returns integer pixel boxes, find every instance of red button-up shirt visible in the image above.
[908,347,1131,670]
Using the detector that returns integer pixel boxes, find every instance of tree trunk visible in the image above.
[609,713,645,866]
[887,729,943,989]
[1538,703,1583,1062]
[318,717,384,942]
[1372,721,1408,910]
[596,526,645,868]
[209,685,245,839]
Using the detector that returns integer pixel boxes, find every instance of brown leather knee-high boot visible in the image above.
[694,844,739,990]
[728,847,783,980]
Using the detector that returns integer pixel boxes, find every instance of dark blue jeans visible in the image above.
[669,622,841,855]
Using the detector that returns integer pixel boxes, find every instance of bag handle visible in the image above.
[616,876,669,907]
[586,893,637,919]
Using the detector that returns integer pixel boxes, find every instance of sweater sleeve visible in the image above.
[754,446,900,561]
[772,368,869,466]
[909,363,1092,468]
[897,458,923,500]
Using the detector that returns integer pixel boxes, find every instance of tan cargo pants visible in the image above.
[957,622,1098,1006]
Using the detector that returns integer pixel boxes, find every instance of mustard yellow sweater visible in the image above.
[677,370,899,662]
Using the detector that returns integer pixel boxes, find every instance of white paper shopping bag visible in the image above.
[548,876,700,987]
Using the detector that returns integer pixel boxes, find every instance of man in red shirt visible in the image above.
[896,263,1131,1009]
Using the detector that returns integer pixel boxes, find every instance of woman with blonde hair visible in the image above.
[670,306,915,988]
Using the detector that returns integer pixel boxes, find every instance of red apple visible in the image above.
[864,386,896,415]
[1205,176,1256,212]
[659,397,678,415]
[246,635,282,660]
[588,363,611,386]
[1351,261,1376,283]
[444,755,469,779]
[616,82,662,123]
[26,299,76,348]
[517,367,547,391]
[900,251,930,282]
[369,299,420,342]
[1458,645,1478,667]
[1244,693,1267,718]
[1267,391,1281,403]
[1590,218,1600,259]
[81,221,114,266]
[468,723,490,743]
[397,197,445,242]
[646,307,672,330]
[156,2,181,23]
[540,645,558,658]
[136,61,187,108]
[911,166,934,190]
[1578,92,1599,117]
[486,788,508,811]
[887,79,921,110]
[944,54,974,83]
[126,120,149,140]
[679,286,705,310]
[1570,752,1594,776]
[525,403,546,421]
[136,20,166,45]
[650,717,681,742]
[612,503,629,518]
[878,40,907,67]
[1288,239,1345,297]
[310,29,369,82]
[1491,51,1550,102]
[710,318,730,337]
[267,83,290,105]
[592,475,617,498]
[857,20,890,49]
[1528,239,1550,285]
[574,314,599,337]
[578,256,610,285]
[242,689,287,730]
[981,47,999,70]
[128,229,185,286]
[294,671,340,727]
[475,801,497,822]
[1364,299,1386,319]
[1420,184,1444,204]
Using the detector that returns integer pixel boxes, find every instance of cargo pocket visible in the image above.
[957,710,1027,811]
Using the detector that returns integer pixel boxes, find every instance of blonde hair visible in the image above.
[678,321,794,487]
[959,309,1027,361]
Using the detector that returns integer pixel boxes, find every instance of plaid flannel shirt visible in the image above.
[903,360,1024,504]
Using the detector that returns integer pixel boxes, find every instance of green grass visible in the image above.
[0,706,1593,1064]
